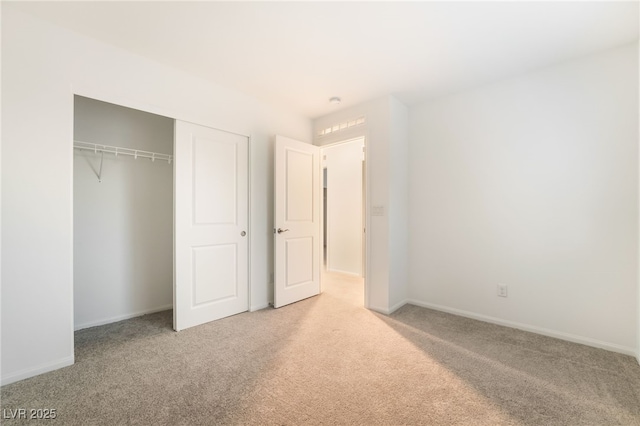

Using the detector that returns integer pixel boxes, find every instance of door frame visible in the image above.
[70,87,252,337]
[318,136,369,307]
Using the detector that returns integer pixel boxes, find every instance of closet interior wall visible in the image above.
[73,96,174,330]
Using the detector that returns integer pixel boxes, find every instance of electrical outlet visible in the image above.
[497,284,508,297]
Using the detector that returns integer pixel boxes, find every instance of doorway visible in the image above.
[321,137,366,300]
[73,96,175,331]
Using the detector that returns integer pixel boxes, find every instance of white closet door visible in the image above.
[174,121,249,331]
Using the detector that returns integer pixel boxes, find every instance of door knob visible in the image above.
[277,228,289,234]
[241,231,246,237]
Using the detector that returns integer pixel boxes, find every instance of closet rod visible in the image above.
[73,140,173,164]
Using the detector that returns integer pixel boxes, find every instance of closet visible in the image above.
[73,96,174,330]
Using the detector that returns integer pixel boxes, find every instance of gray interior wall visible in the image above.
[408,43,639,354]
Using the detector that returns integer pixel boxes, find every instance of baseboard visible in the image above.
[368,305,391,315]
[1,355,74,386]
[368,299,408,315]
[250,303,270,312]
[74,304,173,331]
[388,299,408,314]
[325,268,362,277]
[407,299,637,357]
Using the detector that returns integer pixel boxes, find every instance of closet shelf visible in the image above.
[73,140,173,164]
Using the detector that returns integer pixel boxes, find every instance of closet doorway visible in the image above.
[73,96,249,334]
[73,96,174,331]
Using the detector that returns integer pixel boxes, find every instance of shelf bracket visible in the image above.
[98,151,104,183]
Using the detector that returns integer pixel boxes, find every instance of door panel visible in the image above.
[286,150,314,221]
[175,121,248,331]
[274,135,320,308]
[193,137,238,224]
[286,237,314,286]
[192,244,237,304]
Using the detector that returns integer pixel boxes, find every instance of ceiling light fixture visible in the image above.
[329,97,341,105]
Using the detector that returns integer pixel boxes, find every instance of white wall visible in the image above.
[323,139,364,275]
[388,98,410,311]
[74,96,173,330]
[1,7,311,385]
[409,43,639,354]
[314,96,409,313]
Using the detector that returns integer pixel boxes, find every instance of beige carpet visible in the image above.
[2,272,640,425]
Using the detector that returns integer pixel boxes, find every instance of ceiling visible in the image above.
[7,1,639,118]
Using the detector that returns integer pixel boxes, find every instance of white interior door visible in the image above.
[174,120,248,331]
[274,135,321,308]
